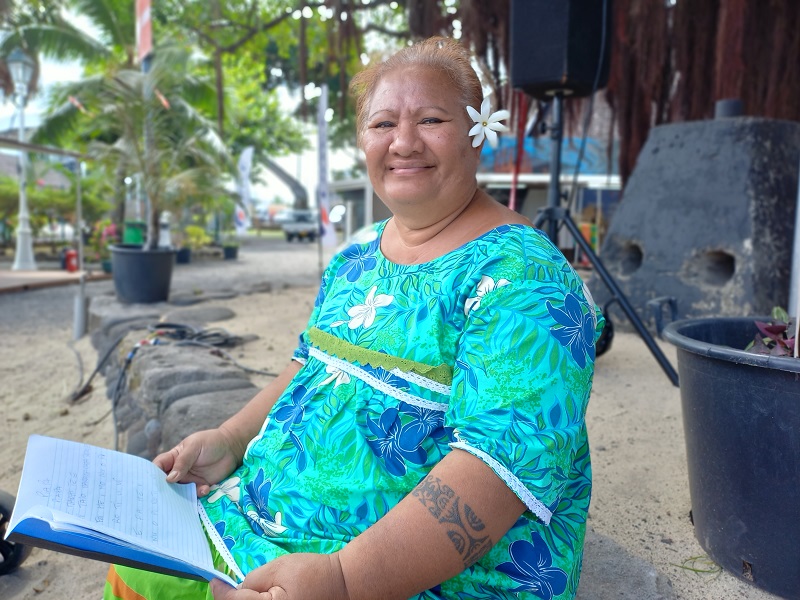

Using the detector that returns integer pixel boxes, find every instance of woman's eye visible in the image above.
[374,121,394,129]
[421,118,443,124]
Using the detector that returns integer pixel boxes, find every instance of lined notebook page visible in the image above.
[9,435,216,573]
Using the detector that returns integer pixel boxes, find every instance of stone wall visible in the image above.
[89,296,261,458]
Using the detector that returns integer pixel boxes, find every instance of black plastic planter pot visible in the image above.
[110,244,176,304]
[662,317,800,598]
[175,247,191,264]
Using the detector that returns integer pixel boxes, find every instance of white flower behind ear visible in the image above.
[467,98,510,148]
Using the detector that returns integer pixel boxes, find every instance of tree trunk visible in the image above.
[213,0,225,136]
[299,0,308,121]
[214,49,225,137]
[114,158,127,228]
[263,157,308,210]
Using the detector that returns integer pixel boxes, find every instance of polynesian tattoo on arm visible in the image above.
[412,474,493,568]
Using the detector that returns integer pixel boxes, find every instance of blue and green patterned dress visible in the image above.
[196,220,604,599]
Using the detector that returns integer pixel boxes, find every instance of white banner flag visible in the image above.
[317,85,338,247]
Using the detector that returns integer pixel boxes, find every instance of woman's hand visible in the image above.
[153,361,302,496]
[153,426,243,496]
[209,553,349,600]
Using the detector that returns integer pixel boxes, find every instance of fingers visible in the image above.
[210,579,237,600]
[164,442,201,483]
[152,449,176,475]
[267,586,289,600]
[154,443,206,488]
[210,579,274,600]
[240,563,277,593]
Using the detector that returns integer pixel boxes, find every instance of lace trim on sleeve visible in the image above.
[198,501,246,583]
[449,441,553,525]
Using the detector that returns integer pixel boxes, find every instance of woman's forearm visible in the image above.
[219,360,302,461]
[337,449,527,599]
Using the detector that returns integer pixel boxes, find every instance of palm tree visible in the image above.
[1,0,139,230]
[0,0,131,102]
[46,45,231,249]
[1,0,133,65]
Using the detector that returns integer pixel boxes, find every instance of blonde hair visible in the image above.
[349,36,483,146]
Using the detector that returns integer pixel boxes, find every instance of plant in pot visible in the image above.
[220,223,240,261]
[222,237,239,260]
[745,306,797,356]
[214,194,242,260]
[662,306,800,598]
[56,46,230,303]
[177,224,212,263]
[88,218,119,273]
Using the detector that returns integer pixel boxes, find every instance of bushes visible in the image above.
[0,175,110,231]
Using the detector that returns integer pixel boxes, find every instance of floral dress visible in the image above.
[202,221,604,600]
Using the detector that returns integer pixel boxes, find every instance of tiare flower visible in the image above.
[467,98,510,148]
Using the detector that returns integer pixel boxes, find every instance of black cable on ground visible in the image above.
[66,339,85,400]
[66,332,129,404]
[175,340,279,377]
[111,339,143,451]
[148,322,246,348]
[107,321,279,451]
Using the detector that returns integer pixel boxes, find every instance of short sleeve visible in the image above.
[447,277,603,525]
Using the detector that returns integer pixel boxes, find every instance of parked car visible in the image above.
[280,210,319,242]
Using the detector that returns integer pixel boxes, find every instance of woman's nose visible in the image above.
[389,121,423,155]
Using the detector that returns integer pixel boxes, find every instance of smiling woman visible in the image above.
[105,37,604,600]
[360,66,479,225]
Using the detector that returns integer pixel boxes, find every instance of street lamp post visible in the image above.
[9,48,37,271]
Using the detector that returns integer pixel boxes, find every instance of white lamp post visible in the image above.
[9,48,37,271]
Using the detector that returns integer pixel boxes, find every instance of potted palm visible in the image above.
[44,46,230,302]
[662,308,800,598]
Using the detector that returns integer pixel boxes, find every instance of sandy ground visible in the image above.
[0,281,780,599]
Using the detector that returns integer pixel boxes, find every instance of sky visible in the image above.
[0,58,84,132]
[1,10,89,133]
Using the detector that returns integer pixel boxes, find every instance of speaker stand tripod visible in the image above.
[533,92,679,386]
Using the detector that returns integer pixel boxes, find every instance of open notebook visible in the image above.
[5,435,244,586]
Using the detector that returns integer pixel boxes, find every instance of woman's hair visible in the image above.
[349,36,483,146]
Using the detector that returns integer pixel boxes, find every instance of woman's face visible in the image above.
[361,66,481,222]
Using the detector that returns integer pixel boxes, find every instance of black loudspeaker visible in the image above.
[511,0,612,99]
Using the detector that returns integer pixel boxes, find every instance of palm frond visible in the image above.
[31,101,81,146]
[68,0,135,49]
[0,24,110,62]
[170,98,228,155]
[33,75,108,146]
